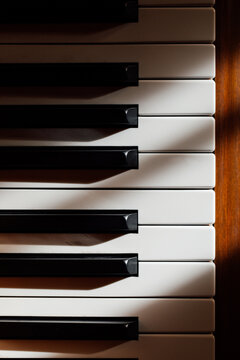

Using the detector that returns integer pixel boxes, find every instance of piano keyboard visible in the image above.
[0,1,215,359]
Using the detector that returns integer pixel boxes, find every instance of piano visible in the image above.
[0,1,215,359]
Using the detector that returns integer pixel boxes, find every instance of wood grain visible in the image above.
[216,0,240,357]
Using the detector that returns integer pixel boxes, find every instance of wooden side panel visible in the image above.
[216,0,240,357]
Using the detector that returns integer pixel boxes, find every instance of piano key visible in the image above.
[141,0,215,4]
[0,210,139,234]
[0,189,215,224]
[0,8,215,43]
[0,105,139,129]
[0,117,215,152]
[0,154,215,189]
[0,1,217,26]
[0,44,215,79]
[0,80,216,116]
[0,253,139,277]
[0,262,215,297]
[0,1,139,24]
[0,297,215,333]
[0,226,215,261]
[0,63,139,87]
[0,334,215,360]
[0,316,139,341]
[0,146,139,170]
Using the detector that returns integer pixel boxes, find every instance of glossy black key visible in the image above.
[0,316,139,340]
[0,146,139,170]
[0,0,138,23]
[0,63,139,87]
[0,254,139,277]
[0,210,138,234]
[0,105,138,128]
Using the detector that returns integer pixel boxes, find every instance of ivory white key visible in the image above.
[0,154,215,189]
[0,45,215,79]
[0,189,215,224]
[0,226,215,261]
[0,81,215,116]
[0,117,215,152]
[0,8,215,43]
[0,297,215,333]
[141,0,215,4]
[0,262,215,297]
[0,335,215,360]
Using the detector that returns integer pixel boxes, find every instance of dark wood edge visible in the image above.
[216,0,240,357]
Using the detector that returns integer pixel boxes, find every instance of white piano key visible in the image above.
[140,0,215,4]
[0,80,216,116]
[0,189,215,224]
[0,262,215,297]
[0,297,215,333]
[0,117,215,152]
[0,44,215,79]
[0,334,215,360]
[0,154,216,189]
[0,226,215,261]
[0,8,215,44]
